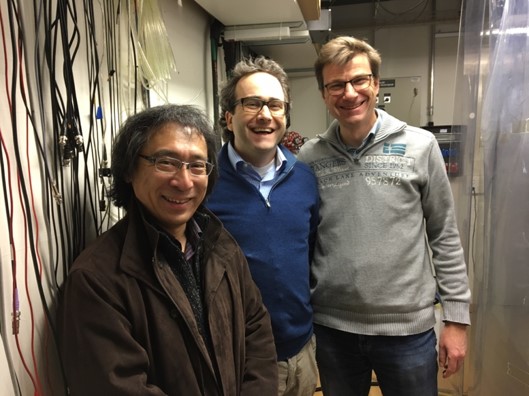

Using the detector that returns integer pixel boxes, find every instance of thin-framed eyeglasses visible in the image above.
[324,74,374,96]
[139,154,214,176]
[233,96,289,116]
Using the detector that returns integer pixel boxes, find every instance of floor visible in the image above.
[313,374,383,396]
[314,386,382,396]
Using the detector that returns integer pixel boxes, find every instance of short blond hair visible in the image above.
[315,36,382,90]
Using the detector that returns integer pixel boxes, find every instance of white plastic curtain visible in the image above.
[470,0,529,395]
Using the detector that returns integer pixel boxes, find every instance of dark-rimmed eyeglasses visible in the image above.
[324,74,374,96]
[139,155,214,176]
[233,97,289,116]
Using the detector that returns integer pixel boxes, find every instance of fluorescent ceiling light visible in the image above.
[243,30,311,46]
[482,27,529,36]
[224,26,291,41]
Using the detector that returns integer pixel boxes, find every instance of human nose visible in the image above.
[168,167,194,189]
[256,104,273,119]
[257,103,272,116]
[343,81,359,96]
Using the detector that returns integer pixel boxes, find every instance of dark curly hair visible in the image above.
[108,104,219,209]
[218,56,290,143]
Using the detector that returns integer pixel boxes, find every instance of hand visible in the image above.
[438,322,468,378]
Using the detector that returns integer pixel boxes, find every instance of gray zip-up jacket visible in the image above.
[298,109,470,336]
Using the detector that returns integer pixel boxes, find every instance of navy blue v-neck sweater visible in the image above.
[206,144,320,361]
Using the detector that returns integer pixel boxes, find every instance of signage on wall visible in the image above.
[376,76,421,126]
[380,79,396,88]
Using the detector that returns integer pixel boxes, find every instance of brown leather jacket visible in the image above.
[59,202,277,395]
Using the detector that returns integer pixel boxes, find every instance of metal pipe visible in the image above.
[427,0,437,126]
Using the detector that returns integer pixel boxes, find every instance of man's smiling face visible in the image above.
[322,53,379,133]
[131,123,209,240]
[225,72,287,167]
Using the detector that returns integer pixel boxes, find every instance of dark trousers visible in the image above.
[314,324,438,396]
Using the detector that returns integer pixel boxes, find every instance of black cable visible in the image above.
[7,1,73,394]
[79,0,106,243]
[2,0,159,390]
[44,0,71,272]
[377,0,430,17]
[6,0,44,393]
[0,134,23,396]
[31,0,65,292]
[24,0,65,298]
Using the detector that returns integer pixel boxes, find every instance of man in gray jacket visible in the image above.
[298,36,471,396]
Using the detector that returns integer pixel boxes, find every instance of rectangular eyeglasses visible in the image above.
[324,74,373,96]
[233,97,289,116]
[139,154,214,176]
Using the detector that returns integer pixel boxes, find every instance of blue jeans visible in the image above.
[314,324,438,396]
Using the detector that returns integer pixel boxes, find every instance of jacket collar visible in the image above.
[320,109,407,147]
[118,199,220,287]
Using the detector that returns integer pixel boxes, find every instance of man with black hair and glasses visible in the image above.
[207,57,320,396]
[297,36,471,396]
[59,104,277,395]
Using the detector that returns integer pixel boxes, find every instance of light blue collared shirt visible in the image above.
[227,142,287,201]
[337,109,383,155]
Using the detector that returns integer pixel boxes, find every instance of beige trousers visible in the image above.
[278,335,318,396]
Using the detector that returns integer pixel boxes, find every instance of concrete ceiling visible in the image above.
[193,0,462,72]
[193,0,320,71]
[193,0,317,26]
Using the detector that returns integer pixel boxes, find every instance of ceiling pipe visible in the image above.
[330,16,459,34]
[427,0,437,126]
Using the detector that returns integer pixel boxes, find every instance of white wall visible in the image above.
[433,35,460,126]
[289,74,328,138]
[285,25,460,139]
[159,0,213,113]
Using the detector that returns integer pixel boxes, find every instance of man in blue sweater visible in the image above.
[206,57,320,396]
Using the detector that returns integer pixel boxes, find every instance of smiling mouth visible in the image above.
[163,196,191,204]
[252,128,274,134]
[341,100,366,110]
